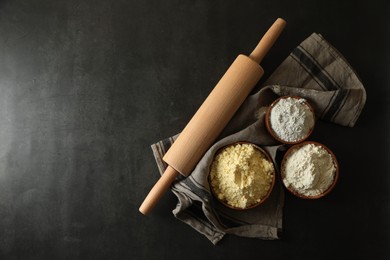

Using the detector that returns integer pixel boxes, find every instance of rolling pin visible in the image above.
[140,18,286,215]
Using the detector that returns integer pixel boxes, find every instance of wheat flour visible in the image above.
[282,143,336,197]
[269,97,315,142]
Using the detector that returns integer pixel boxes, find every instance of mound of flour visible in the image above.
[282,143,336,197]
[270,97,315,142]
[209,143,274,209]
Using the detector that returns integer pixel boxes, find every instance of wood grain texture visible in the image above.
[163,55,264,176]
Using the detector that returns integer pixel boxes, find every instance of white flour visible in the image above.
[282,143,336,197]
[269,97,315,142]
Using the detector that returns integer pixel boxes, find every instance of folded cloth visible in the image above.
[151,33,366,244]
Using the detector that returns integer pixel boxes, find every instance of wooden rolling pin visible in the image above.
[140,18,286,215]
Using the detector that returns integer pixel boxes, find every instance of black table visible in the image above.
[0,0,388,259]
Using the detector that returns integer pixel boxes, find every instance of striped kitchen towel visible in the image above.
[151,33,366,244]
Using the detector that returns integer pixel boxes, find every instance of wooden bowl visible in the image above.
[208,142,276,210]
[280,141,339,199]
[265,96,316,144]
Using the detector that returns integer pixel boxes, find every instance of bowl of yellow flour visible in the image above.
[209,142,275,210]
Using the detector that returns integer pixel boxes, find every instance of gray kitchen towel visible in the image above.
[150,33,366,244]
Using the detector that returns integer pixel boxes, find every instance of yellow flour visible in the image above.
[210,143,274,209]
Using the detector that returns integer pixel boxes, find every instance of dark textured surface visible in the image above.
[0,0,389,259]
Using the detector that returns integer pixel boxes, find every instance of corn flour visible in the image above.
[282,143,336,197]
[209,143,274,209]
[269,97,315,142]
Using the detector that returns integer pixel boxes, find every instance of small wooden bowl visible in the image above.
[208,142,276,210]
[280,141,339,199]
[265,96,316,144]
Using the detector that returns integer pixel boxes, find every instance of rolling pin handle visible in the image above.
[139,165,179,215]
[249,18,286,64]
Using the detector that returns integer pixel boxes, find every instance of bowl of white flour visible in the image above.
[281,141,339,199]
[208,142,276,210]
[266,96,315,144]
